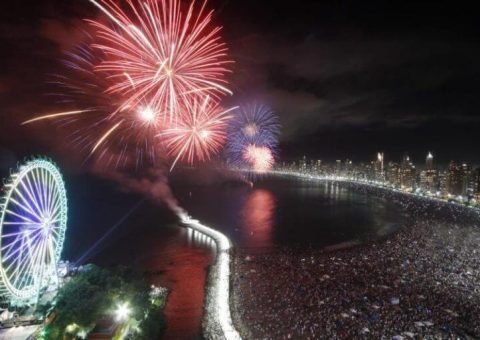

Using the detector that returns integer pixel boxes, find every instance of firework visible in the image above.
[230,103,280,145]
[225,103,280,171]
[87,0,233,123]
[23,44,164,169]
[242,144,274,172]
[158,96,237,171]
[22,0,234,170]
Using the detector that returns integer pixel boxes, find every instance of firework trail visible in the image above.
[158,96,237,171]
[87,0,233,123]
[225,103,280,172]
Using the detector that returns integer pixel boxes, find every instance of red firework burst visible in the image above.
[243,144,274,172]
[87,0,233,123]
[158,96,237,171]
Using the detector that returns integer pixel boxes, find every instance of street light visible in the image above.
[115,302,131,322]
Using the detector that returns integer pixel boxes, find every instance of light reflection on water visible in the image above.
[240,189,276,248]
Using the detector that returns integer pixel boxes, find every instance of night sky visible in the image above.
[1,0,480,170]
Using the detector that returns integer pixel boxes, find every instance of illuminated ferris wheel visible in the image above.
[0,158,67,305]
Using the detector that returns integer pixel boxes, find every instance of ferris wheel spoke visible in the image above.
[47,237,57,269]
[1,236,21,254]
[1,230,37,251]
[12,186,43,221]
[48,199,61,222]
[10,250,34,289]
[32,168,47,214]
[34,168,46,213]
[3,241,39,274]
[8,197,42,222]
[2,229,42,264]
[29,237,49,288]
[1,229,37,238]
[42,237,52,268]
[44,219,62,229]
[49,237,58,257]
[45,172,55,217]
[3,243,22,272]
[2,221,41,226]
[45,229,60,243]
[11,233,44,289]
[46,182,58,217]
[6,237,29,280]
[21,174,44,218]
[25,170,42,214]
[4,208,38,224]
[48,178,59,218]
[30,168,46,216]
[13,261,35,292]
[1,230,35,250]
[48,238,60,260]
[44,171,55,218]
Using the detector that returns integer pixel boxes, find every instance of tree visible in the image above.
[44,265,162,339]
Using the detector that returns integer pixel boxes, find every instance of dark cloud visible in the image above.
[228,34,480,138]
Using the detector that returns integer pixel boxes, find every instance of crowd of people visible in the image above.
[231,190,480,339]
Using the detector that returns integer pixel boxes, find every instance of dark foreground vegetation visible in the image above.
[39,264,166,339]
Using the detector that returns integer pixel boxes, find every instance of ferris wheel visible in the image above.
[0,158,67,305]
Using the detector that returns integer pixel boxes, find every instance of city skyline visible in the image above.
[283,151,480,202]
[281,149,480,168]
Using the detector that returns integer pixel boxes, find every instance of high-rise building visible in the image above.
[462,163,472,197]
[420,152,438,192]
[473,168,480,201]
[385,161,400,187]
[334,160,342,176]
[374,152,385,182]
[311,160,322,173]
[354,162,370,181]
[447,161,461,196]
[400,154,416,190]
[300,156,307,172]
[464,163,475,198]
[344,159,353,178]
[438,170,448,196]
[447,161,470,197]
[426,152,434,170]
